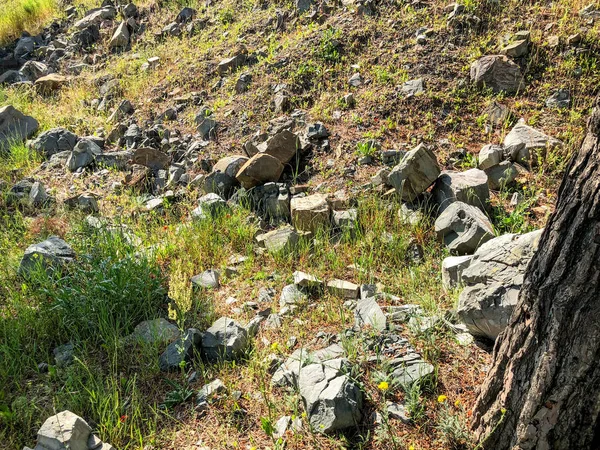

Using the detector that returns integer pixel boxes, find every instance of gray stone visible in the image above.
[478,144,503,170]
[483,102,511,127]
[470,55,523,94]
[53,342,74,368]
[401,78,424,96]
[397,204,423,226]
[0,69,26,85]
[19,236,75,276]
[130,318,179,345]
[273,415,291,439]
[37,410,91,450]
[457,229,542,340]
[74,6,116,29]
[391,359,434,387]
[298,359,362,433]
[203,171,236,199]
[503,122,562,166]
[197,117,218,140]
[131,147,170,171]
[387,402,411,423]
[502,39,528,58]
[109,22,130,49]
[159,328,202,371]
[176,6,196,23]
[30,128,77,158]
[0,105,39,151]
[293,270,322,289]
[191,269,220,289]
[355,296,387,331]
[65,194,98,213]
[348,73,363,87]
[291,193,330,233]
[295,0,312,12]
[434,202,494,255]
[19,60,49,81]
[279,284,307,308]
[191,193,227,219]
[332,209,357,230]
[256,225,299,253]
[202,317,249,362]
[95,151,132,171]
[262,129,299,164]
[388,144,440,202]
[216,54,246,75]
[432,169,489,212]
[87,434,102,450]
[235,153,284,189]
[545,89,571,109]
[108,99,134,123]
[441,255,473,291]
[213,155,248,178]
[29,182,49,206]
[327,279,359,299]
[485,161,518,190]
[197,378,226,402]
[66,139,101,172]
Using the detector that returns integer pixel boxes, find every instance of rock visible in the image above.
[0,105,39,151]
[348,73,363,87]
[74,6,116,29]
[298,359,363,433]
[235,72,251,93]
[470,55,523,94]
[387,402,410,423]
[216,54,246,75]
[545,89,571,109]
[485,161,518,190]
[29,181,49,206]
[457,229,543,340]
[332,209,358,231]
[401,78,424,96]
[196,117,218,140]
[397,204,423,226]
[327,279,359,299]
[197,378,226,403]
[159,328,202,371]
[95,151,132,171]
[192,193,227,219]
[306,122,329,140]
[279,284,307,308]
[123,2,138,18]
[203,171,236,199]
[262,129,299,164]
[191,269,220,289]
[256,225,299,253]
[434,202,494,255]
[273,415,291,438]
[109,22,130,49]
[87,434,102,450]
[291,193,330,233]
[37,410,91,450]
[14,36,34,61]
[355,296,387,331]
[478,144,503,170]
[0,69,26,84]
[580,3,600,19]
[72,24,100,47]
[235,154,284,188]
[53,342,75,367]
[202,317,249,362]
[131,147,170,170]
[502,39,528,58]
[35,74,68,95]
[293,270,322,289]
[433,169,489,212]
[441,255,473,291]
[388,144,440,202]
[295,0,312,12]
[503,122,562,166]
[483,102,511,127]
[19,236,75,276]
[176,7,196,23]
[19,60,49,81]
[66,139,101,172]
[108,99,134,122]
[213,155,248,178]
[343,93,355,107]
[130,318,179,345]
[254,182,291,221]
[390,357,434,387]
[30,128,78,157]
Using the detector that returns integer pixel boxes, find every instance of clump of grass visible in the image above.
[0,0,57,45]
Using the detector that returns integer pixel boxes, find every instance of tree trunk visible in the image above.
[471,98,600,449]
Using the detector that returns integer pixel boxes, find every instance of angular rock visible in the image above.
[196,117,217,140]
[109,22,130,49]
[37,410,91,450]
[433,168,489,212]
[441,255,473,291]
[130,318,180,345]
[545,89,571,109]
[66,139,101,172]
[291,193,330,233]
[18,236,75,276]
[74,6,116,29]
[485,161,518,190]
[53,342,75,367]
[478,144,503,170]
[502,39,528,58]
[19,60,49,81]
[434,202,494,255]
[279,284,307,308]
[202,317,249,362]
[262,129,299,164]
[176,7,197,23]
[327,279,359,299]
[30,127,78,157]
[355,296,387,331]
[29,181,49,206]
[213,155,248,178]
[235,153,284,189]
[131,147,170,170]
[203,171,236,199]
[390,358,434,387]
[503,122,562,166]
[256,225,299,253]
[470,55,523,94]
[457,229,542,340]
[159,328,202,371]
[216,54,246,75]
[191,269,220,289]
[388,144,440,202]
[293,270,322,289]
[0,105,39,151]
[191,193,227,219]
[401,78,424,96]
[35,74,68,95]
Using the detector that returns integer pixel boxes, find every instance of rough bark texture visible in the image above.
[472,97,600,449]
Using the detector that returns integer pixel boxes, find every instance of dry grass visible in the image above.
[0,0,57,44]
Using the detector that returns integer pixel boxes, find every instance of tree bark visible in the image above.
[471,97,600,449]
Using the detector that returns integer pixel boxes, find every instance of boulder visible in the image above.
[298,359,363,433]
[235,153,284,188]
[66,139,102,172]
[545,89,570,109]
[109,22,130,48]
[196,117,218,140]
[37,410,91,450]
[262,129,300,164]
[256,225,299,253]
[72,24,101,47]
[355,296,387,331]
[176,7,197,23]
[457,229,542,340]
[441,255,473,291]
[0,69,26,84]
[65,193,99,214]
[387,144,440,202]
[18,236,75,276]
[0,105,39,151]
[213,155,248,178]
[470,55,523,93]
[159,328,202,371]
[502,39,528,58]
[19,60,49,81]
[202,317,249,362]
[35,74,68,95]
[290,193,330,233]
[216,54,246,75]
[203,171,236,199]
[74,6,116,29]
[503,122,562,166]
[478,144,503,170]
[432,169,489,212]
[14,36,34,61]
[191,269,220,289]
[485,161,518,190]
[30,128,78,157]
[327,279,359,299]
[130,318,180,345]
[434,202,494,255]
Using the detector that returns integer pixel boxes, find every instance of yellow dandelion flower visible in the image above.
[378,381,389,391]
[409,446,415,450]
[270,342,279,351]
[454,399,461,407]
[437,394,448,403]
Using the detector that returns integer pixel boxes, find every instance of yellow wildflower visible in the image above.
[270,342,279,351]
[437,394,448,403]
[454,399,461,407]
[378,381,389,391]
[409,446,415,450]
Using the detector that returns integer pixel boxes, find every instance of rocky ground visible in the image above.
[1,0,599,449]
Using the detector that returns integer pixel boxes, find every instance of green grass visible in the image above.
[0,0,57,45]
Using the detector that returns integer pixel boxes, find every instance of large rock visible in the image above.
[213,155,248,178]
[36,410,91,450]
[354,296,386,331]
[298,359,363,433]
[485,161,518,190]
[30,128,78,157]
[0,105,39,151]
[159,328,202,371]
[131,147,170,170]
[109,22,130,49]
[130,318,180,345]
[503,122,562,166]
[478,144,504,170]
[470,55,523,94]
[235,153,284,188]
[74,6,116,29]
[216,54,247,75]
[388,144,440,202]
[66,139,102,172]
[457,229,543,340]
[18,236,75,276]
[434,202,494,255]
[19,60,49,81]
[35,74,68,95]
[290,193,330,233]
[441,255,473,291]
[202,317,249,362]
[262,129,300,164]
[256,225,299,253]
[432,169,489,212]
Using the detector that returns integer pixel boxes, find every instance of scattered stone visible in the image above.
[216,54,247,75]
[30,127,78,158]
[348,73,363,87]
[131,147,170,171]
[343,93,355,107]
[457,229,543,340]
[503,122,562,166]
[213,155,248,178]
[192,193,227,219]
[279,284,307,308]
[202,317,249,362]
[235,153,284,188]
[478,144,503,170]
[273,415,291,439]
[53,342,75,368]
[191,269,220,289]
[485,161,518,190]
[388,144,441,202]
[74,6,116,29]
[262,129,300,164]
[332,209,358,231]
[545,89,571,109]
[433,169,489,212]
[19,236,75,276]
[129,318,180,345]
[0,105,39,151]
[441,255,473,291]
[355,296,387,331]
[397,203,423,226]
[434,202,494,255]
[197,378,226,403]
[109,22,130,49]
[327,279,359,299]
[387,402,411,423]
[29,181,49,206]
[293,270,322,289]
[256,225,299,253]
[19,60,49,81]
[390,357,434,387]
[159,328,202,371]
[176,6,197,23]
[291,193,330,233]
[401,78,424,96]
[66,139,102,172]
[502,39,528,58]
[36,410,91,450]
[470,55,523,94]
